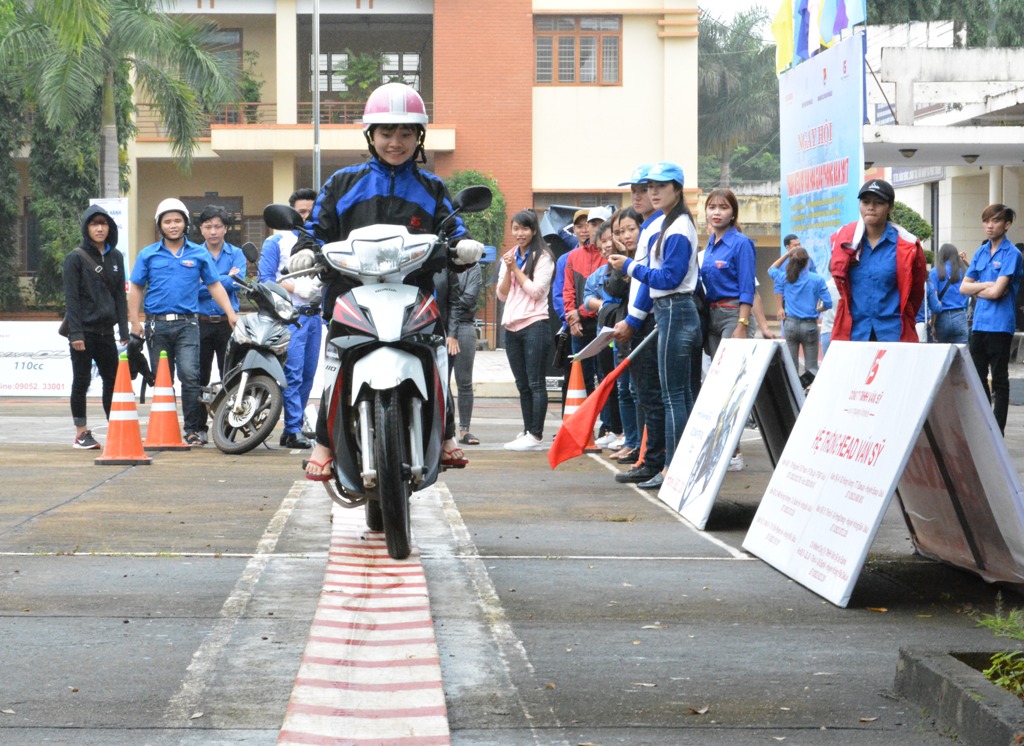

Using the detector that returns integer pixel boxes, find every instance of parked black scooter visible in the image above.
[201,242,300,454]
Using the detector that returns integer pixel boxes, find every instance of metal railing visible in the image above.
[135,100,434,139]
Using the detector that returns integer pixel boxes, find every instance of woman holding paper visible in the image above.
[497,209,556,451]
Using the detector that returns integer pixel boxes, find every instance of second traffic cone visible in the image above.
[563,359,601,453]
[95,353,152,466]
[144,351,190,451]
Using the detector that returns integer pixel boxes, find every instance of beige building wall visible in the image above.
[531,1,699,198]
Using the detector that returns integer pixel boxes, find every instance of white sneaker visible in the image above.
[728,454,745,472]
[504,433,546,451]
[594,432,618,448]
[609,436,625,450]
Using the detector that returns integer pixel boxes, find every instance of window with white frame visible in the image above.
[382,53,421,90]
[310,52,349,93]
[535,16,621,85]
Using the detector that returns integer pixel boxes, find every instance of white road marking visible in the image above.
[162,480,306,724]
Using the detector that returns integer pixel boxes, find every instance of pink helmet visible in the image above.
[362,83,429,130]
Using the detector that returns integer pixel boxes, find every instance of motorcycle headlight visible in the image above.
[325,235,433,276]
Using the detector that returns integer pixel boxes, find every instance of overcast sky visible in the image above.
[699,0,776,39]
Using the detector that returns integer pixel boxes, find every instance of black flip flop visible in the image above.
[459,432,480,445]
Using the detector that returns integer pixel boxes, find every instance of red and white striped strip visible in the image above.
[279,500,449,746]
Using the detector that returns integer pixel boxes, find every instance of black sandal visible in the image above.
[458,432,480,445]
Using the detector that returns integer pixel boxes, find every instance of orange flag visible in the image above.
[548,330,657,469]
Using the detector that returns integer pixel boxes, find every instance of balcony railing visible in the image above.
[135,100,434,139]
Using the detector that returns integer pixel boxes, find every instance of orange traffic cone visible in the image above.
[632,426,648,467]
[95,353,152,466]
[144,351,190,451]
[563,359,601,453]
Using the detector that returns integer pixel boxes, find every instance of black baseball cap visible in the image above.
[858,179,895,204]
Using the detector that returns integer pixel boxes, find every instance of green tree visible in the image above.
[342,50,385,102]
[698,8,778,188]
[868,0,1024,48]
[0,77,26,310]
[444,170,507,251]
[0,0,239,198]
[891,201,933,243]
[29,111,102,304]
[444,170,507,302]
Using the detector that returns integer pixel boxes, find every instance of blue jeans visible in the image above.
[934,308,969,344]
[614,344,640,449]
[654,294,701,468]
[504,319,552,438]
[147,316,202,433]
[283,314,323,434]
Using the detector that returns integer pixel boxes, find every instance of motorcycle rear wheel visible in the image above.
[211,373,283,454]
[374,389,411,559]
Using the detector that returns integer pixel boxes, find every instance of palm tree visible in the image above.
[698,8,778,188]
[0,0,238,198]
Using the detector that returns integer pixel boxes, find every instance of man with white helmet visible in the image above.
[128,197,239,446]
[296,82,483,480]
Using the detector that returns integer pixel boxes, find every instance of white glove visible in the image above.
[453,239,484,266]
[291,276,322,303]
[287,249,316,274]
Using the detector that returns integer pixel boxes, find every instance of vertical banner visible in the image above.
[743,342,955,607]
[659,340,804,530]
[779,31,865,272]
[90,197,132,286]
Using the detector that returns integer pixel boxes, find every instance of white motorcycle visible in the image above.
[263,186,491,559]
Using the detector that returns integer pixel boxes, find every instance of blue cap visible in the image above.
[642,161,684,185]
[617,163,652,187]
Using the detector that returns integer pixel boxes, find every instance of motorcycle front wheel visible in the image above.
[374,388,411,559]
[211,373,283,454]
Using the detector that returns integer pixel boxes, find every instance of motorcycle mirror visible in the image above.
[241,242,259,264]
[452,186,492,215]
[263,204,304,231]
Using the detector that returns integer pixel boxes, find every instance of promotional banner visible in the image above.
[659,340,804,530]
[89,197,132,284]
[743,341,955,607]
[779,31,865,272]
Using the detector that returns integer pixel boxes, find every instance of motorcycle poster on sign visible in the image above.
[743,341,1024,607]
[658,339,804,529]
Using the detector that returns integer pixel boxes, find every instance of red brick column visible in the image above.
[432,0,533,218]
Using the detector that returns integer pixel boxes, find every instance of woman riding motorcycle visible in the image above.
[292,82,484,481]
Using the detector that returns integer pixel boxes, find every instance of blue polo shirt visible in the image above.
[198,242,246,315]
[966,237,1023,334]
[771,255,817,295]
[926,263,970,314]
[701,226,756,306]
[131,238,222,315]
[848,224,899,341]
[767,267,831,319]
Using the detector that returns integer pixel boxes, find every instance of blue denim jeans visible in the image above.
[783,317,820,374]
[504,319,552,438]
[654,293,701,469]
[614,344,640,449]
[934,308,969,344]
[147,316,202,433]
[283,313,323,434]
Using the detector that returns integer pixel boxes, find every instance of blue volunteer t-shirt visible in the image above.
[848,224,900,341]
[966,237,1024,334]
[131,239,222,315]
